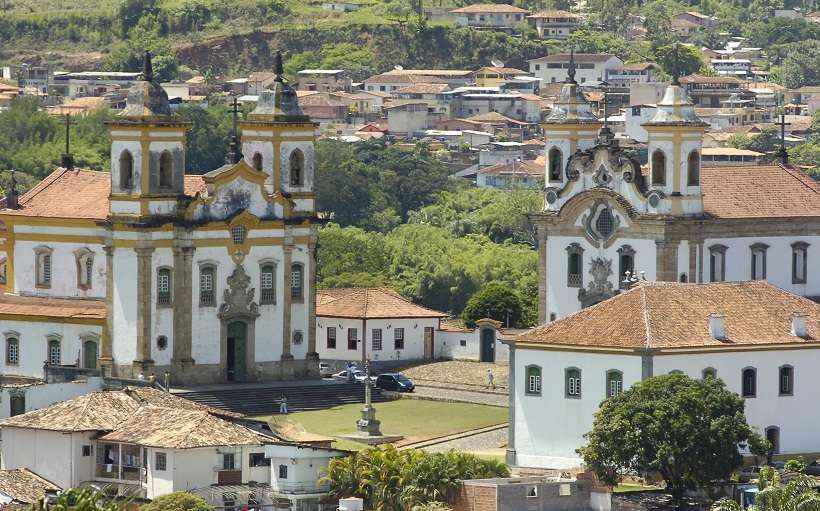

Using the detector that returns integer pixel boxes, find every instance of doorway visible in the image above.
[765,426,780,454]
[480,328,495,362]
[424,327,434,360]
[226,321,247,382]
[83,340,98,369]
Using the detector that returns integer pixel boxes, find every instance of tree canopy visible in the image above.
[461,282,525,328]
[140,492,213,511]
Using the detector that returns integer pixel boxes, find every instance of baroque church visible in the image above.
[537,55,820,322]
[0,53,320,384]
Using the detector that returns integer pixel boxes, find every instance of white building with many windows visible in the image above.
[504,281,820,469]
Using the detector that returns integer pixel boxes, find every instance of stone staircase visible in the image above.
[176,382,391,416]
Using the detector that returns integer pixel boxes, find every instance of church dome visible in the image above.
[643,84,708,127]
[248,52,310,122]
[543,49,599,125]
[119,51,173,118]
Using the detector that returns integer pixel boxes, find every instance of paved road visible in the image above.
[411,385,508,407]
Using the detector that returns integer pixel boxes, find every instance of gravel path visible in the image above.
[411,385,509,407]
[422,426,508,454]
[403,361,509,390]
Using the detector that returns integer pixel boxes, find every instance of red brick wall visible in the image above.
[452,485,497,511]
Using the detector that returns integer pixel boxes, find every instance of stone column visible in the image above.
[306,236,319,360]
[537,226,548,324]
[134,245,155,371]
[654,240,678,282]
[281,237,294,360]
[172,242,195,368]
[505,344,517,466]
[99,245,115,376]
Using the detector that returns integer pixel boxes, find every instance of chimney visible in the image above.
[791,313,808,339]
[708,313,726,341]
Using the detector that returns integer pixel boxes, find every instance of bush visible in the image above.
[140,492,212,511]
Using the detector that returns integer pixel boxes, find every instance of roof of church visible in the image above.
[0,168,207,220]
[0,294,106,320]
[700,164,820,218]
[316,287,448,319]
[515,281,820,350]
[0,469,61,504]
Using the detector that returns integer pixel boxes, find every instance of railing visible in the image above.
[95,464,146,483]
[272,481,331,495]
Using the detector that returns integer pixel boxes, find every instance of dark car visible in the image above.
[806,460,820,476]
[376,373,415,392]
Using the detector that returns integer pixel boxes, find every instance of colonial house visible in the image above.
[295,69,352,93]
[0,469,60,507]
[604,62,660,88]
[364,73,448,94]
[504,281,820,469]
[528,53,623,85]
[315,288,447,370]
[473,67,529,88]
[537,59,820,321]
[679,74,751,107]
[449,4,530,29]
[0,386,347,508]
[526,10,581,39]
[476,159,543,189]
[0,53,321,385]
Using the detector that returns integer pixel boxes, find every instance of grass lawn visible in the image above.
[257,399,508,451]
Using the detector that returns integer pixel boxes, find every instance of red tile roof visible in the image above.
[0,294,106,320]
[317,287,447,319]
[450,3,529,13]
[516,281,820,350]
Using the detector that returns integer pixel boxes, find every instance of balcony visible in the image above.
[95,442,145,484]
[272,481,331,495]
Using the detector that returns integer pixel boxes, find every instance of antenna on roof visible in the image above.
[61,113,74,170]
[567,46,577,84]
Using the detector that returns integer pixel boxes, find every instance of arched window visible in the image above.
[565,367,581,398]
[709,244,727,282]
[687,150,700,186]
[606,370,623,398]
[548,147,562,181]
[199,265,216,307]
[35,247,53,288]
[792,242,809,284]
[82,337,98,369]
[765,426,780,454]
[525,365,542,395]
[750,243,769,280]
[779,365,794,396]
[702,367,717,380]
[76,249,94,289]
[47,337,61,366]
[742,367,756,398]
[617,245,635,289]
[6,337,19,365]
[290,263,304,301]
[157,267,172,306]
[566,243,584,288]
[260,263,275,304]
[651,150,666,186]
[120,150,134,190]
[289,149,304,187]
[159,151,173,188]
[252,152,263,172]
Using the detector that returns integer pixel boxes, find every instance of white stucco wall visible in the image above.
[1,428,95,489]
[436,328,510,362]
[0,319,103,378]
[0,378,103,420]
[12,236,106,298]
[315,316,440,363]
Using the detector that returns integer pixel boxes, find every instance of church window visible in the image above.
[76,249,94,290]
[231,226,247,245]
[687,150,700,186]
[35,247,53,288]
[595,208,615,239]
[750,243,768,280]
[709,245,727,282]
[290,263,304,301]
[792,242,809,284]
[617,245,635,289]
[157,268,172,306]
[606,370,623,398]
[566,243,584,288]
[525,365,542,395]
[47,336,61,366]
[159,150,173,189]
[548,147,562,181]
[565,367,581,398]
[252,152,263,172]
[199,265,216,307]
[779,365,794,396]
[651,150,666,186]
[6,337,19,365]
[742,367,756,398]
[702,367,717,380]
[260,263,275,304]
[120,150,134,191]
[289,149,304,187]
[327,327,336,349]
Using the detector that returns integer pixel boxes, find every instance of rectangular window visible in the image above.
[710,248,725,282]
[291,265,303,300]
[528,374,541,394]
[6,339,19,365]
[793,243,808,284]
[327,327,337,349]
[222,453,235,470]
[82,445,92,457]
[249,453,270,467]
[260,265,275,304]
[43,254,52,285]
[372,329,383,351]
[348,328,358,350]
[200,267,215,306]
[751,245,767,280]
[158,269,172,306]
[779,367,794,396]
[394,328,405,350]
[155,452,167,471]
[278,464,288,479]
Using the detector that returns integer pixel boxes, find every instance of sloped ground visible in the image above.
[402,360,509,392]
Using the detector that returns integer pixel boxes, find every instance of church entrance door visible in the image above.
[83,340,98,369]
[226,321,248,382]
[480,328,495,362]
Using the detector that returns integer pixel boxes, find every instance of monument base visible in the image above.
[340,432,405,446]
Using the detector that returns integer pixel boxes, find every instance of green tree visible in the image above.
[711,466,820,511]
[178,102,233,173]
[729,126,781,159]
[461,282,524,328]
[38,487,122,511]
[140,492,213,511]
[654,43,704,82]
[579,373,764,505]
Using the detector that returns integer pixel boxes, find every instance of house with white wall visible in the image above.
[437,319,515,363]
[316,288,446,370]
[504,281,820,470]
[0,377,103,419]
[449,4,530,29]
[528,53,623,85]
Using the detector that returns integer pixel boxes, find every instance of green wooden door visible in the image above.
[227,321,247,382]
[83,340,98,369]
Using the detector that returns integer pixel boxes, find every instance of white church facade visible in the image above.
[0,54,320,384]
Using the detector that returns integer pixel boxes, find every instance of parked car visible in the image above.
[805,460,820,476]
[375,373,415,392]
[331,369,375,384]
[319,362,333,378]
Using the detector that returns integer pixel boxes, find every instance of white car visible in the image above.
[331,369,376,384]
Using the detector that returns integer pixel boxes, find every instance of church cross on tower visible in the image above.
[567,46,577,84]
[225,97,243,165]
[61,113,74,169]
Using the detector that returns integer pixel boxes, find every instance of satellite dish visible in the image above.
[394,65,404,70]
[490,59,504,68]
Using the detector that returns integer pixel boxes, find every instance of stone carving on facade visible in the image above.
[593,165,613,187]
[581,200,620,243]
[218,264,260,319]
[578,257,616,308]
[566,151,591,181]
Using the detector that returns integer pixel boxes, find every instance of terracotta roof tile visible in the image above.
[0,295,106,320]
[701,165,820,218]
[365,73,447,85]
[527,9,579,18]
[478,160,543,177]
[317,287,447,319]
[394,83,451,94]
[450,3,529,13]
[0,469,60,504]
[516,281,820,350]
[1,168,206,220]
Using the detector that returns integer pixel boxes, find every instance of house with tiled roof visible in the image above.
[0,53,321,385]
[505,281,820,469]
[528,53,623,85]
[450,4,530,29]
[526,9,580,39]
[315,288,447,369]
[0,468,60,507]
[0,386,347,506]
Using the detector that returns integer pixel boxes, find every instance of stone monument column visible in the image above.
[134,245,155,374]
[172,242,195,372]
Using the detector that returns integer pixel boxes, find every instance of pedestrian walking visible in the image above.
[487,368,495,390]
[279,395,289,414]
